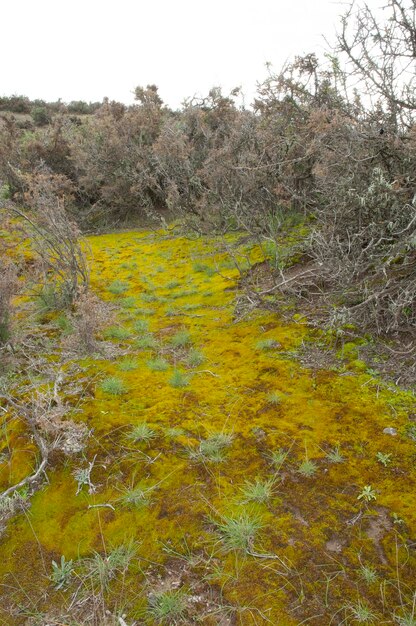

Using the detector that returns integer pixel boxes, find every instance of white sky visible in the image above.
[1,0,382,109]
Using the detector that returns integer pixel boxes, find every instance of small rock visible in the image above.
[383,427,397,436]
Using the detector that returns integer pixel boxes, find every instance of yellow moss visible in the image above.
[0,228,415,624]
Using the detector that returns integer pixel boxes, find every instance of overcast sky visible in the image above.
[2,0,382,109]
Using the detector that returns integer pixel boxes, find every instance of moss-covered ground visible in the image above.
[0,229,415,625]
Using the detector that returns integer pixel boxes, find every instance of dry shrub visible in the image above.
[0,261,17,344]
[65,289,111,354]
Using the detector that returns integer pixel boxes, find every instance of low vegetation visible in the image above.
[0,1,415,624]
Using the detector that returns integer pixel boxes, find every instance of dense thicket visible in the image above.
[1,0,415,338]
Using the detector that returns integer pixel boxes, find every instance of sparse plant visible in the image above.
[359,564,378,584]
[298,458,318,477]
[84,541,136,591]
[118,358,139,371]
[213,512,263,553]
[326,446,345,464]
[104,325,131,340]
[50,555,73,590]
[187,349,204,367]
[357,485,377,503]
[345,599,377,623]
[134,319,150,333]
[240,477,275,503]
[147,589,188,624]
[256,338,280,351]
[267,391,282,405]
[118,483,154,508]
[170,329,192,348]
[135,333,159,350]
[376,451,392,467]
[127,423,156,443]
[108,280,129,295]
[169,369,190,388]
[73,457,96,495]
[147,357,169,371]
[165,427,185,439]
[100,376,127,395]
[188,432,233,463]
[269,448,289,470]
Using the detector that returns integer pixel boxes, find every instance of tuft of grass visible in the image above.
[108,280,129,295]
[165,427,185,439]
[127,423,156,443]
[188,433,233,463]
[118,483,154,508]
[169,369,190,388]
[134,319,150,333]
[298,458,318,477]
[326,446,345,463]
[55,314,73,335]
[170,329,192,349]
[119,296,136,309]
[213,513,263,553]
[84,542,136,591]
[256,338,280,351]
[345,600,377,623]
[166,280,180,289]
[187,349,205,367]
[269,448,289,470]
[118,358,139,371]
[147,357,169,371]
[141,293,159,303]
[135,307,155,316]
[359,564,378,584]
[135,334,159,350]
[240,478,275,503]
[147,589,188,624]
[267,391,282,405]
[100,376,127,395]
[104,326,131,340]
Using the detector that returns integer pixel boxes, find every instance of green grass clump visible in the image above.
[135,307,155,316]
[240,478,275,503]
[100,376,127,395]
[147,589,188,624]
[170,329,192,348]
[269,448,289,470]
[118,483,154,508]
[55,314,73,335]
[118,358,139,371]
[187,349,205,367]
[135,334,159,350]
[267,391,282,405]
[213,513,263,553]
[141,293,159,303]
[104,326,131,340]
[119,296,136,309]
[189,433,233,463]
[166,280,180,289]
[147,357,169,371]
[127,423,156,443]
[298,458,318,477]
[108,280,130,295]
[256,338,280,351]
[165,427,185,439]
[169,369,190,388]
[326,446,345,463]
[134,319,150,333]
